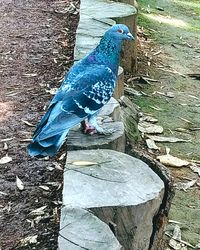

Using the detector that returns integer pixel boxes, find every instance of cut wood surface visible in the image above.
[61,149,165,250]
[67,121,125,152]
[59,207,122,250]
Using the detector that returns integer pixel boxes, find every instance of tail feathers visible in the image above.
[33,104,55,139]
[27,132,68,157]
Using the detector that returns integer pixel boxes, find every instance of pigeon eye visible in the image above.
[117,29,123,33]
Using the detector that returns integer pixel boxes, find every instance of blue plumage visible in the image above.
[28,24,134,157]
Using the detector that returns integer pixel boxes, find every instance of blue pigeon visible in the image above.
[28,24,134,157]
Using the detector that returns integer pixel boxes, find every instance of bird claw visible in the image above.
[83,125,97,135]
[83,124,114,135]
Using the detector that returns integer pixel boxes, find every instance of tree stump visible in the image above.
[67,121,125,152]
[59,207,123,250]
[119,95,141,144]
[60,149,165,250]
[113,0,138,73]
[74,0,137,73]
[114,66,124,100]
[99,97,121,121]
[67,97,126,152]
[127,149,174,250]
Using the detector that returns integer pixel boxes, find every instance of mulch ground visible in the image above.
[0,0,79,249]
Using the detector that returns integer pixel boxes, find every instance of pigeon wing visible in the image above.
[38,66,116,141]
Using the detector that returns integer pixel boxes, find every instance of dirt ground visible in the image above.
[0,0,79,249]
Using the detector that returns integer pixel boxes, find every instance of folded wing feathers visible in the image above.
[35,66,116,142]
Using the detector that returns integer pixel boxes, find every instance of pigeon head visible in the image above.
[86,24,134,75]
[105,24,134,41]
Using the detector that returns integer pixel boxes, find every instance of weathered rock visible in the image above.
[59,207,122,250]
[62,149,165,250]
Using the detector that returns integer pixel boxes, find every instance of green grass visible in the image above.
[138,0,200,37]
[170,191,200,246]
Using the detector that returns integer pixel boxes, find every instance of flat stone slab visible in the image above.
[59,207,122,250]
[61,149,165,249]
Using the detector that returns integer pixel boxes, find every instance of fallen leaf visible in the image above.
[6,92,19,97]
[22,73,38,77]
[20,138,32,142]
[168,220,182,224]
[142,77,159,82]
[157,153,190,167]
[195,243,200,249]
[166,92,175,98]
[45,88,58,95]
[154,91,175,98]
[146,135,190,143]
[46,166,54,171]
[149,105,163,111]
[21,119,35,127]
[0,138,14,142]
[175,128,189,133]
[153,50,162,55]
[146,139,160,150]
[46,182,60,186]
[165,147,170,154]
[175,180,196,191]
[166,232,195,249]
[39,185,50,191]
[190,164,200,177]
[0,154,12,164]
[138,121,163,134]
[34,214,51,224]
[29,206,47,216]
[52,200,62,205]
[58,153,66,161]
[69,161,98,166]
[0,191,8,196]
[43,156,50,161]
[168,225,187,250]
[140,115,158,123]
[16,176,24,190]
[169,238,186,250]
[178,117,193,124]
[188,94,199,100]
[20,235,38,246]
[124,87,142,96]
[53,58,57,64]
[127,76,139,83]
[3,143,8,150]
[53,162,63,171]
[172,225,182,241]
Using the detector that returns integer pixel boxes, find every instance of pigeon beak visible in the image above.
[127,32,134,40]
